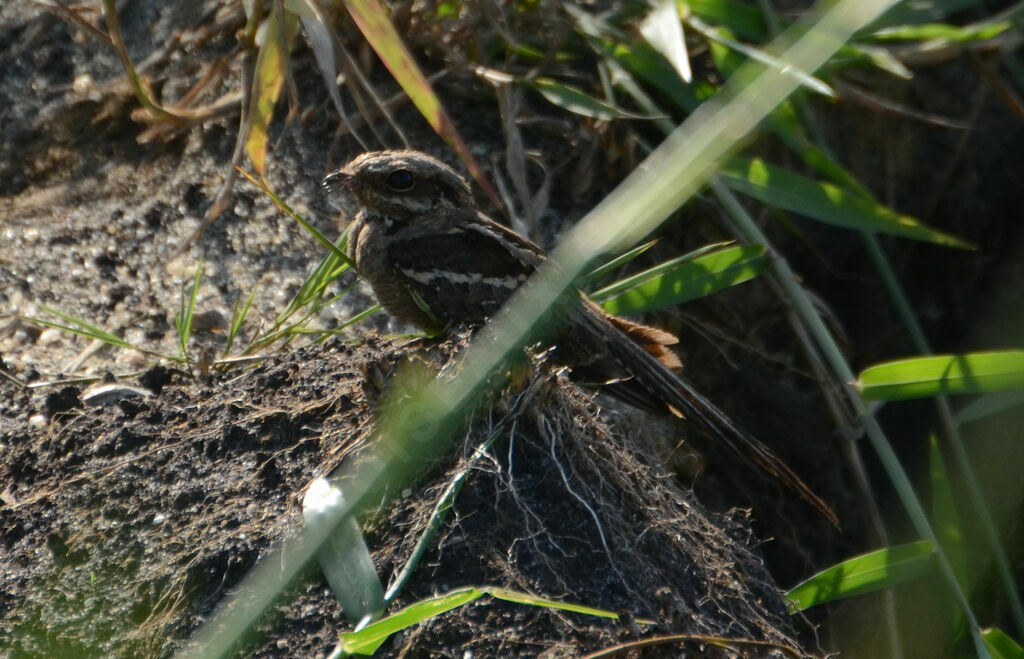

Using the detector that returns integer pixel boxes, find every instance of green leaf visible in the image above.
[528,78,661,120]
[593,244,766,315]
[719,158,975,249]
[982,628,1024,659]
[856,351,1024,400]
[340,587,645,655]
[786,541,936,611]
[606,41,704,113]
[342,588,482,654]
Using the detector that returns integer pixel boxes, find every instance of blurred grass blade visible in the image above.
[342,0,500,206]
[929,434,968,591]
[245,10,292,177]
[593,244,766,315]
[719,157,975,248]
[955,389,1024,425]
[856,351,1024,400]
[585,238,660,283]
[340,586,647,655]
[786,541,936,611]
[640,0,692,82]
[870,20,1012,43]
[302,478,384,625]
[982,627,1024,659]
[175,262,203,361]
[529,78,661,120]
[688,15,834,98]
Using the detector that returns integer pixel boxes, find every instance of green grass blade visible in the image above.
[488,587,626,620]
[955,389,1024,426]
[340,586,649,655]
[238,167,352,265]
[175,262,203,361]
[585,239,661,284]
[341,588,483,654]
[720,157,975,248]
[528,77,662,120]
[856,351,1024,400]
[929,434,968,591]
[224,289,257,357]
[870,20,1012,43]
[786,540,936,612]
[689,15,835,97]
[36,305,135,351]
[982,627,1024,659]
[593,243,766,315]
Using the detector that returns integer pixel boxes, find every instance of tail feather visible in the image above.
[579,309,838,526]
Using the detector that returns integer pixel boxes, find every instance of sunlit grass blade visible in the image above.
[593,243,766,315]
[175,262,203,362]
[584,239,660,283]
[719,157,975,249]
[339,586,652,655]
[982,627,1024,659]
[529,78,661,120]
[341,588,480,654]
[856,351,1024,400]
[25,306,177,363]
[237,167,352,264]
[224,289,257,357]
[785,541,936,612]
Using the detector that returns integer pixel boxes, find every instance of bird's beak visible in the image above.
[322,168,353,189]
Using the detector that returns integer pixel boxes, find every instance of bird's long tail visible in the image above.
[581,310,838,526]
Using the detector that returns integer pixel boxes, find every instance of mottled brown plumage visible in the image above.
[324,150,835,524]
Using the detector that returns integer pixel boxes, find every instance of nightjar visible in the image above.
[324,149,835,524]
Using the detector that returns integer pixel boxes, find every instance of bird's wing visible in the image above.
[384,215,545,325]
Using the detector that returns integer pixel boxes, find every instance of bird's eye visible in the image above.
[385,169,415,191]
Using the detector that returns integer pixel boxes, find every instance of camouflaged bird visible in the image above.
[324,149,835,524]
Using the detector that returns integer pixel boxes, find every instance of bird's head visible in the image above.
[323,150,474,223]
